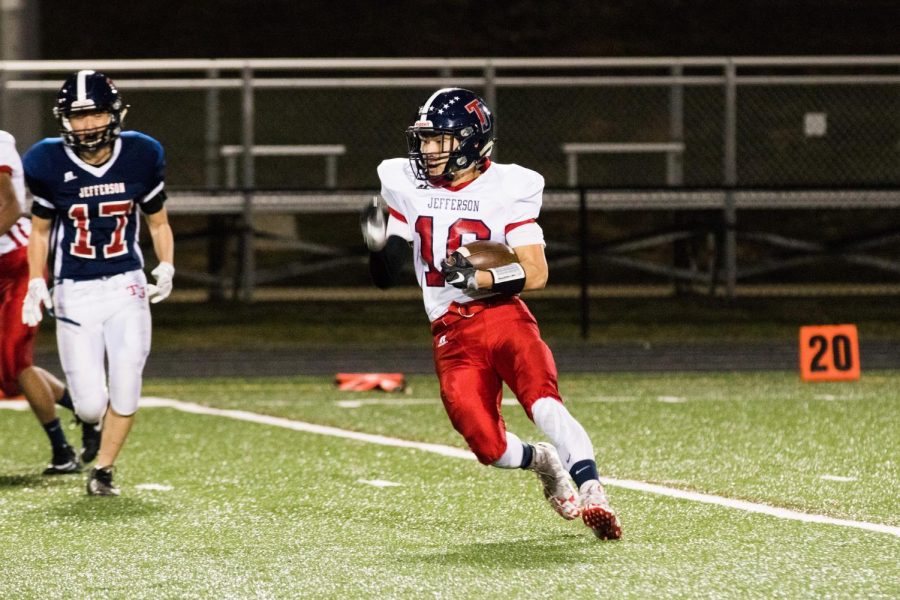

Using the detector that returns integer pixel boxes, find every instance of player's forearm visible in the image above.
[148,222,174,265]
[519,260,548,290]
[369,235,409,289]
[500,244,548,291]
[27,225,50,279]
[474,262,546,291]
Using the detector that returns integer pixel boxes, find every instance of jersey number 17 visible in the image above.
[68,200,134,259]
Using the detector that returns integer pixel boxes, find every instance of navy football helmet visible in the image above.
[406,88,495,186]
[53,70,128,154]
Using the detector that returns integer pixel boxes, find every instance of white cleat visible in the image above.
[530,442,580,520]
[580,481,622,540]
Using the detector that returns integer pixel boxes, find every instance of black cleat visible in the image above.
[87,466,120,496]
[43,445,82,475]
[80,422,101,464]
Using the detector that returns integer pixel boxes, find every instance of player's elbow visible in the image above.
[525,272,548,290]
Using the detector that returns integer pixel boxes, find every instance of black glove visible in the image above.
[440,251,478,290]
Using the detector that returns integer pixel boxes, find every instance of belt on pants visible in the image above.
[431,295,515,336]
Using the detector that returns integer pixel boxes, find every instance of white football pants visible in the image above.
[53,270,151,423]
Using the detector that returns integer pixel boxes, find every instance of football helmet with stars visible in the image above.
[406,88,495,186]
[53,70,129,154]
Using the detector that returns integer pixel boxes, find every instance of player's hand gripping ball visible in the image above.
[441,240,518,290]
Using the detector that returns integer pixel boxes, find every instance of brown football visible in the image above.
[453,240,519,269]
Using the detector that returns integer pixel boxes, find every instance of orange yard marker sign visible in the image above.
[799,325,860,381]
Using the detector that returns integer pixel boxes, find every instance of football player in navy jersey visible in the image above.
[21,70,175,496]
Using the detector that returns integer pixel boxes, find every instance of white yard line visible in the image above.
[5,397,897,537]
[0,400,28,410]
[358,479,402,488]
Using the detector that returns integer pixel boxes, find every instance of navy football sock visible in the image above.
[43,418,70,452]
[519,443,535,469]
[56,388,74,411]
[570,459,599,489]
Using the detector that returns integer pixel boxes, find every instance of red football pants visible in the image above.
[431,296,562,465]
[0,247,35,396]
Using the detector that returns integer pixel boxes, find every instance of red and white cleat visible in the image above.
[530,442,581,520]
[580,481,622,540]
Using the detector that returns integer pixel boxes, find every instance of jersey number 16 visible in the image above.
[415,216,491,287]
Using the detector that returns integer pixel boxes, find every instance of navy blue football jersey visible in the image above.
[24,131,166,281]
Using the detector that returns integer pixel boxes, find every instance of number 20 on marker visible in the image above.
[799,324,860,381]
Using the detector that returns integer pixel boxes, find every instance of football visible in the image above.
[452,240,519,270]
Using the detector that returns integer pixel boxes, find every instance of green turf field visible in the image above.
[1,372,897,598]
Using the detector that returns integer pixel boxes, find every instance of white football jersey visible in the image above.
[0,130,30,256]
[377,158,546,322]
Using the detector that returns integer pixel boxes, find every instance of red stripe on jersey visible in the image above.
[505,218,536,235]
[0,165,12,175]
[388,207,407,223]
[5,230,24,248]
[3,222,28,249]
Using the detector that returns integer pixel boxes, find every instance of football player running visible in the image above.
[0,129,99,474]
[362,88,621,539]
[21,70,174,496]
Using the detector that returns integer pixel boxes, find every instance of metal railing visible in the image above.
[3,57,899,303]
[3,56,900,189]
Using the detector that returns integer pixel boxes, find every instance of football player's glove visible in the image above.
[147,261,174,304]
[22,277,52,327]
[441,252,478,290]
[360,195,387,251]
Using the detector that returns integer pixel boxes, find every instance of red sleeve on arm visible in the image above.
[0,165,12,175]
[505,218,535,235]
[388,207,408,223]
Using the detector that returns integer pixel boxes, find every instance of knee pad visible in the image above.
[74,399,108,425]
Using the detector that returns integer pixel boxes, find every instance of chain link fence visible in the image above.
[1,58,898,303]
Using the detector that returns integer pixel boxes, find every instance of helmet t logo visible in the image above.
[465,99,488,129]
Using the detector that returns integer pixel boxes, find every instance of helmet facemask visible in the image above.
[53,71,128,156]
[56,104,127,155]
[406,125,493,187]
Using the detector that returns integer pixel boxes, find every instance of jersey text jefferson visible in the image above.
[426,197,480,212]
[79,182,126,198]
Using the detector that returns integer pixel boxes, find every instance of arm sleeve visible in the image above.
[23,147,57,219]
[369,235,411,289]
[505,170,545,248]
[138,138,167,215]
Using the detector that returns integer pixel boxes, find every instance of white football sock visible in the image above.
[531,397,595,472]
[491,430,526,469]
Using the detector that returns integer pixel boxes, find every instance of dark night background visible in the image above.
[37,1,900,58]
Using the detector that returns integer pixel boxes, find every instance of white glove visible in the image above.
[22,278,52,327]
[360,195,387,251]
[147,261,174,304]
